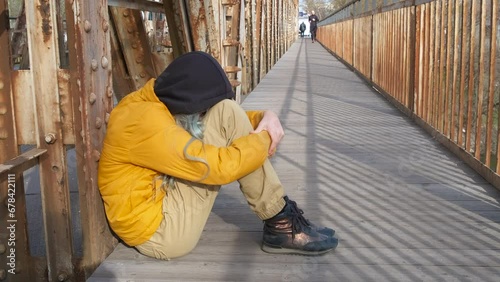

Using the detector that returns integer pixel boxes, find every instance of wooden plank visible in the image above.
[473,0,488,160]
[492,0,500,172]
[443,1,455,137]
[65,0,117,278]
[91,258,500,282]
[430,0,438,128]
[401,8,406,106]
[415,5,423,116]
[25,1,74,280]
[91,33,500,281]
[423,3,431,122]
[438,0,446,133]
[458,0,471,148]
[465,0,479,153]
[106,234,500,262]
[450,0,462,144]
[485,0,495,167]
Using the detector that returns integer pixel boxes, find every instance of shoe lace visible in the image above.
[286,198,311,239]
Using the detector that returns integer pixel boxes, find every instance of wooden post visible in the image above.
[408,4,416,112]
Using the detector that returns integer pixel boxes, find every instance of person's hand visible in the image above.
[250,111,284,156]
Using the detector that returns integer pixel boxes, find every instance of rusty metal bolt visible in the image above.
[58,271,68,281]
[0,269,6,280]
[102,21,109,32]
[101,56,109,69]
[140,72,146,78]
[84,20,92,32]
[135,57,143,63]
[127,27,134,34]
[0,102,7,114]
[0,243,5,254]
[89,93,97,104]
[132,43,138,49]
[123,11,129,17]
[91,59,98,71]
[107,90,113,98]
[105,113,110,124]
[0,80,4,90]
[93,150,101,162]
[95,117,103,129]
[0,129,7,140]
[44,133,57,144]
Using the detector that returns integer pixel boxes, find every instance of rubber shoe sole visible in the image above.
[261,242,337,256]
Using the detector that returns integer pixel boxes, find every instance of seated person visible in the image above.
[98,51,338,259]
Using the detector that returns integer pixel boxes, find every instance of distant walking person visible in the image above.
[309,11,319,43]
[299,22,306,38]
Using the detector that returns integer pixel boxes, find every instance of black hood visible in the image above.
[154,51,235,115]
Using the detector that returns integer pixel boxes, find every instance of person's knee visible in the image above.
[205,99,249,128]
[210,99,241,113]
[203,98,253,144]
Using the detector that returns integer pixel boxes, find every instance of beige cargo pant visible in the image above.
[135,99,286,259]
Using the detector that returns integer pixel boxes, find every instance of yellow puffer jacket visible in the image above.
[98,79,271,246]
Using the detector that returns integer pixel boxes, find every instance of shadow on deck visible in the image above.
[89,39,500,281]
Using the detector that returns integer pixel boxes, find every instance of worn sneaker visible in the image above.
[284,196,335,237]
[262,197,338,255]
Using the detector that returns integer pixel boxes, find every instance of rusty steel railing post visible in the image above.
[25,0,75,280]
[184,0,221,62]
[0,2,33,282]
[65,0,117,279]
[163,0,193,57]
[109,7,158,89]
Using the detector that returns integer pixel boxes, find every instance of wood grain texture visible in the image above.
[89,40,500,281]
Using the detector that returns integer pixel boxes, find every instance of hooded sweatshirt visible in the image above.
[98,52,271,246]
[154,51,235,115]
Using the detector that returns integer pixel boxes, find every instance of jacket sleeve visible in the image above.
[246,110,265,129]
[129,107,272,186]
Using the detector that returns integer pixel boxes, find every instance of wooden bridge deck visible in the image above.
[89,39,500,281]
